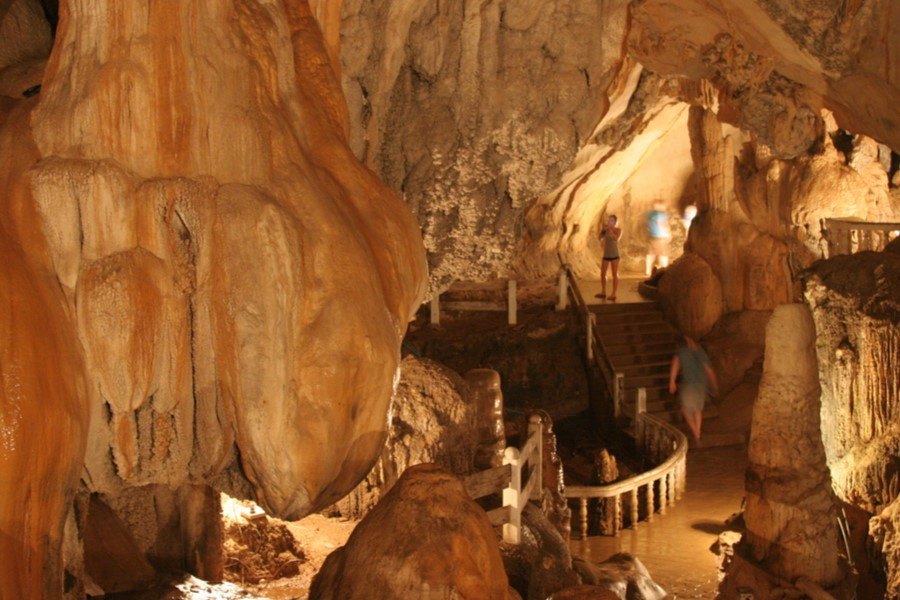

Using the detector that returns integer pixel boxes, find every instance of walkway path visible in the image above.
[569,446,748,599]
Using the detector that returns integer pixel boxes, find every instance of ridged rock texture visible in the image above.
[732,304,843,592]
[802,245,900,595]
[0,0,426,596]
[340,0,631,290]
[330,356,478,519]
[337,0,900,286]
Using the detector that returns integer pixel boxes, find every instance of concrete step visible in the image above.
[601,331,678,345]
[686,429,747,449]
[594,320,674,335]
[606,340,676,357]
[593,311,664,326]
[609,352,673,368]
[616,361,672,376]
[590,302,659,315]
[624,373,671,389]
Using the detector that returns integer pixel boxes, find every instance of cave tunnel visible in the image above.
[0,1,898,599]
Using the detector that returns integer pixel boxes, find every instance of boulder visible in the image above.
[309,464,513,600]
[548,586,619,600]
[658,252,723,339]
[331,356,478,519]
[572,554,666,600]
[500,504,580,600]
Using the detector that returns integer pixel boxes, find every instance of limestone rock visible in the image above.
[658,252,723,339]
[572,554,666,600]
[702,310,770,397]
[0,0,51,72]
[741,304,842,587]
[332,356,478,519]
[309,463,514,600]
[341,0,631,289]
[548,586,619,600]
[1,1,427,595]
[802,249,900,594]
[871,497,900,599]
[501,504,580,600]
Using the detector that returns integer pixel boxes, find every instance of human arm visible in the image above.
[610,227,622,241]
[705,364,719,397]
[669,355,679,394]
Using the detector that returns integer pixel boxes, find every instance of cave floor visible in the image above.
[576,273,651,305]
[570,445,747,599]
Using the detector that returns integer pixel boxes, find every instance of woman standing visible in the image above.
[597,215,622,301]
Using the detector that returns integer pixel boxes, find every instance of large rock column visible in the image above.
[1,0,428,595]
[741,304,843,587]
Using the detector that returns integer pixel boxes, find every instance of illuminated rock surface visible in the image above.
[309,464,514,600]
[1,0,426,595]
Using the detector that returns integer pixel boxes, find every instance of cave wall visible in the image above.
[340,0,631,290]
[0,0,427,595]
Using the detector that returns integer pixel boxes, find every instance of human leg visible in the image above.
[609,259,619,300]
[600,259,609,297]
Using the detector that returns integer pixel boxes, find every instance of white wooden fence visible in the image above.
[461,414,543,544]
[430,279,518,325]
[821,218,899,257]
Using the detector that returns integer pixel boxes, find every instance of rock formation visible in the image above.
[309,463,514,600]
[571,554,666,600]
[727,304,843,593]
[802,246,900,594]
[331,356,479,519]
[1,1,427,596]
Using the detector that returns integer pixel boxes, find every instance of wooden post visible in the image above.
[579,498,589,539]
[613,495,622,536]
[636,388,647,448]
[586,313,594,362]
[528,414,543,501]
[430,293,440,325]
[507,279,517,325]
[613,372,624,419]
[630,488,639,528]
[556,268,568,311]
[646,482,654,522]
[502,447,522,544]
[659,474,668,515]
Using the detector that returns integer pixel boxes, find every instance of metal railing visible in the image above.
[565,388,688,537]
[461,414,543,544]
[821,218,899,257]
[557,265,625,417]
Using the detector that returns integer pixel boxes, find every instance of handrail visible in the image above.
[460,413,544,544]
[561,265,620,412]
[821,218,899,257]
[565,401,688,537]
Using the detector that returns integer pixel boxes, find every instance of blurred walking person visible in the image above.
[596,215,622,301]
[669,335,718,444]
[645,201,671,276]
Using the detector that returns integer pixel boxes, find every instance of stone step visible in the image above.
[624,373,671,389]
[593,310,664,326]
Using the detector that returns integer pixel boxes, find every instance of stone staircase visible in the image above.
[591,301,742,448]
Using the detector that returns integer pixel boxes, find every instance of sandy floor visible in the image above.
[570,445,747,599]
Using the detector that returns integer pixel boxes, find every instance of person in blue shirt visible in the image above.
[669,335,719,444]
[645,202,671,276]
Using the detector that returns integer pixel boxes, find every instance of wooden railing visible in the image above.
[461,414,543,544]
[430,279,518,325]
[557,265,625,417]
[821,218,899,257]
[565,388,688,538]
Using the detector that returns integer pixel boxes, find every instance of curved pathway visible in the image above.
[570,446,748,599]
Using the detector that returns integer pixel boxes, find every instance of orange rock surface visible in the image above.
[1,1,426,596]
